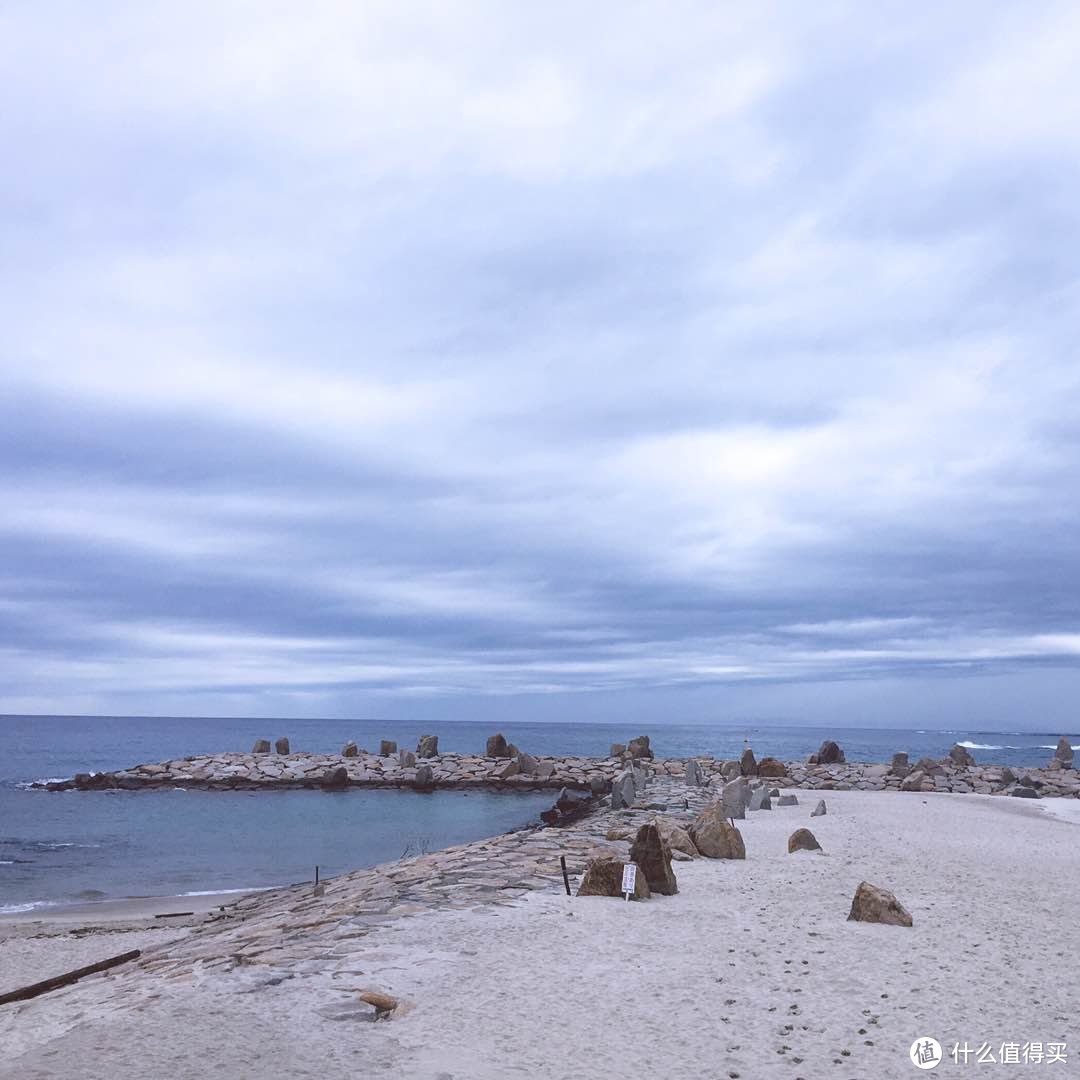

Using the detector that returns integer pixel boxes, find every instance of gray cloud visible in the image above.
[2,2,1080,727]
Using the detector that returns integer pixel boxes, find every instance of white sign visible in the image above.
[620,863,637,897]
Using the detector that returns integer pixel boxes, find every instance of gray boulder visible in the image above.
[889,752,909,778]
[274,737,290,755]
[720,759,741,781]
[611,769,637,810]
[413,764,435,788]
[721,778,748,820]
[749,787,771,811]
[1011,786,1039,799]
[777,794,798,806]
[811,799,827,817]
[493,758,520,780]
[379,740,397,757]
[684,759,703,786]
[252,739,271,754]
[589,775,609,796]
[416,735,439,758]
[398,748,416,767]
[517,751,538,776]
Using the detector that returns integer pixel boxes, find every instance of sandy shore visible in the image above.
[1,789,1076,1079]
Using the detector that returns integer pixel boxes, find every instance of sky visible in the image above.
[2,2,1080,729]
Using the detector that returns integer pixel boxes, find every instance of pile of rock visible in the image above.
[1049,737,1074,771]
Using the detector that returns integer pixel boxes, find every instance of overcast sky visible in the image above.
[3,3,1080,728]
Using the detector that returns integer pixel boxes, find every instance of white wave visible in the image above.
[178,886,276,898]
[0,900,58,914]
[957,741,1003,750]
[0,860,14,865]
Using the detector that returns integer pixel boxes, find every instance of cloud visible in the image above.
[2,2,1080,726]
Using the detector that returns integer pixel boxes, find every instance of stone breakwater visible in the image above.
[38,745,1080,799]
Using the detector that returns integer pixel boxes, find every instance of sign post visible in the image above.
[620,862,637,901]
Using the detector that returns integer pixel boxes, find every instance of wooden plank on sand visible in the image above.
[0,949,141,1006]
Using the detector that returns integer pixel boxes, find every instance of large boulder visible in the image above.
[899,770,927,792]
[757,757,787,778]
[684,759,703,786]
[947,743,975,767]
[398,748,416,767]
[739,747,757,776]
[912,756,943,776]
[275,737,290,755]
[517,751,538,776]
[610,743,626,757]
[720,759,741,781]
[252,739,271,754]
[1051,736,1074,769]
[847,881,913,927]
[342,741,359,758]
[416,735,439,758]
[889,751,909,778]
[629,823,678,895]
[749,787,772,811]
[688,806,746,859]
[589,775,609,796]
[788,828,822,853]
[485,733,510,758]
[494,758,520,780]
[627,735,654,760]
[655,816,698,858]
[379,740,398,757]
[577,856,650,900]
[321,765,349,789]
[413,764,435,789]
[814,740,845,765]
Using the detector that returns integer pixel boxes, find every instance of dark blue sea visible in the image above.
[1,715,1074,913]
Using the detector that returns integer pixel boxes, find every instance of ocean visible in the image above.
[1,714,1074,913]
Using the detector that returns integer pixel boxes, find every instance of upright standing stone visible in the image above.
[398,748,416,767]
[342,741,359,758]
[889,752,909,777]
[814,740,845,764]
[413,764,435,789]
[577,856,650,899]
[416,735,439,758]
[740,747,758,776]
[947,743,975,767]
[274,737,290,755]
[485,733,510,758]
[611,769,636,810]
[811,799,827,817]
[721,778,748,820]
[684,759,702,786]
[720,759,741,781]
[252,739,271,754]
[629,823,678,895]
[749,787,771,811]
[1052,736,1074,769]
[379,740,398,757]
[517,751,538,776]
[627,735,654,760]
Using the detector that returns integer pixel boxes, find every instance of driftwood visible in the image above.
[153,911,194,919]
[0,949,141,1006]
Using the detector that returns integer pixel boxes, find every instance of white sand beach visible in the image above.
[1,789,1076,1080]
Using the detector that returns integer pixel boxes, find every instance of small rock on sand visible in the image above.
[359,990,399,1014]
[777,794,798,806]
[811,799,827,817]
[749,788,771,811]
[847,881,913,926]
[788,828,822,853]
